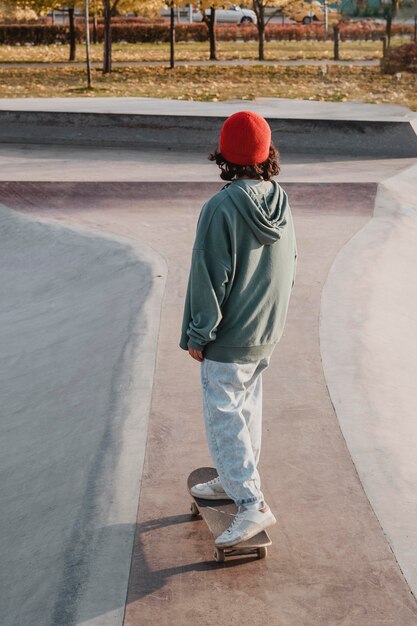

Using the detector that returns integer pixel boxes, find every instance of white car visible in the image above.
[193,4,257,24]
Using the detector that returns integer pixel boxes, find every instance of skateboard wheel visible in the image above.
[214,548,225,563]
[258,546,267,559]
[190,502,199,516]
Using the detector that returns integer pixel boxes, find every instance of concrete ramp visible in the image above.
[7,181,416,625]
[320,163,417,599]
[0,205,164,626]
[1,98,417,157]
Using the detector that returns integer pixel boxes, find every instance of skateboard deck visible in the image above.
[187,466,272,562]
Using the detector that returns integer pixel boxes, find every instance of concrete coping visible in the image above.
[1,97,417,122]
[1,97,417,158]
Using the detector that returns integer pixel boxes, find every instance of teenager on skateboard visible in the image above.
[180,111,297,549]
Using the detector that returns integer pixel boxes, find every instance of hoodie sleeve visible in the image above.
[180,199,233,352]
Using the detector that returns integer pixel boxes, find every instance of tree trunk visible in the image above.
[385,12,392,47]
[253,1,265,61]
[85,0,92,88]
[208,7,217,61]
[385,0,398,48]
[333,24,340,60]
[356,0,367,15]
[103,0,112,74]
[93,11,97,44]
[68,7,76,62]
[111,0,120,17]
[381,35,387,58]
[169,2,175,69]
[258,23,265,60]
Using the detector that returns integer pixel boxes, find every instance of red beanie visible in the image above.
[219,111,271,166]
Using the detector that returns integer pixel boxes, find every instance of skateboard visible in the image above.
[187,466,271,562]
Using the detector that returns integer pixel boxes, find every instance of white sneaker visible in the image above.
[190,476,232,500]
[215,505,276,547]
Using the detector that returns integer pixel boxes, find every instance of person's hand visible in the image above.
[188,347,204,362]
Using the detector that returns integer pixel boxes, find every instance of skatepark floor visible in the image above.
[1,107,417,624]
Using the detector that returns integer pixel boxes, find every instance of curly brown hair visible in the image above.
[208,143,281,181]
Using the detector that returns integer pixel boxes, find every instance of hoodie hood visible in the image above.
[225,179,288,245]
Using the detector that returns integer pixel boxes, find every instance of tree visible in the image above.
[102,0,165,73]
[252,0,336,60]
[84,0,92,87]
[67,2,77,61]
[206,6,216,60]
[7,0,82,61]
[101,0,135,73]
[134,0,188,69]
[120,0,222,68]
[168,0,174,68]
[198,0,226,61]
[10,0,112,70]
[381,0,417,46]
[102,0,112,72]
[352,0,417,48]
[251,0,314,60]
[251,0,284,61]
[0,1,38,21]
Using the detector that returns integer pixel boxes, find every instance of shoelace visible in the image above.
[225,508,243,535]
[206,477,220,486]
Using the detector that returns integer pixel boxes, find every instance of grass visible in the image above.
[0,38,411,64]
[0,64,416,111]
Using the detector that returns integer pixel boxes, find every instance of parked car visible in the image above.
[283,0,340,24]
[192,4,257,24]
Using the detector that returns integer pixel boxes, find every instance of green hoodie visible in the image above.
[180,178,297,363]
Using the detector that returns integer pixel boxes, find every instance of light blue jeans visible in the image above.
[200,357,270,507]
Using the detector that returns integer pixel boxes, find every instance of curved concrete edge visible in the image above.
[319,162,417,599]
[374,161,417,218]
[45,219,168,626]
[0,203,167,626]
